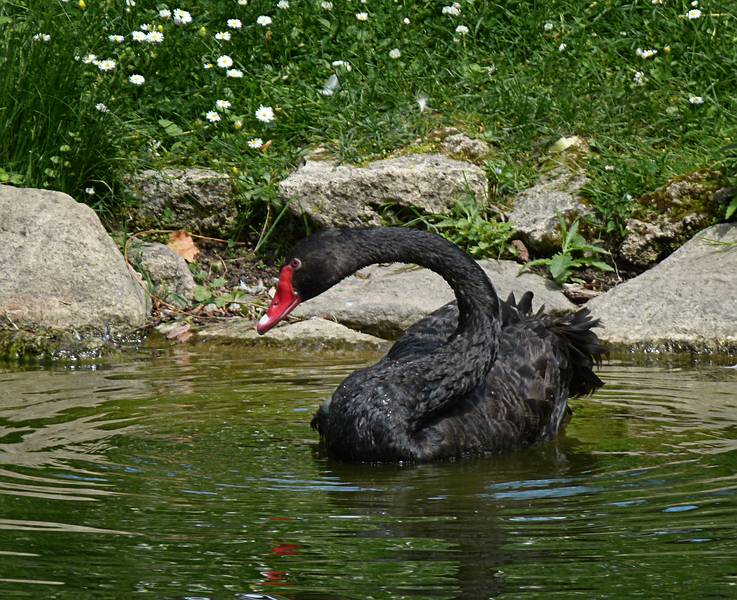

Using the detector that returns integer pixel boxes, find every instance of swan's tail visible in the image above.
[550,307,608,396]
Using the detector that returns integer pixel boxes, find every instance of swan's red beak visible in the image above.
[257,265,301,335]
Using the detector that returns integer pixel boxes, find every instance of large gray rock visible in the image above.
[618,172,725,269]
[508,168,591,253]
[197,317,388,352]
[619,215,709,269]
[0,185,149,353]
[294,260,575,339]
[130,242,195,307]
[126,168,236,234]
[279,154,488,228]
[587,223,737,351]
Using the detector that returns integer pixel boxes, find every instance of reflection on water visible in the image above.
[0,347,736,598]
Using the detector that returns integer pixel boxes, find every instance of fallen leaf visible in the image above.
[511,239,530,263]
[168,230,199,262]
[260,139,273,152]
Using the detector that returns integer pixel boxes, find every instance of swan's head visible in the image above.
[257,230,354,335]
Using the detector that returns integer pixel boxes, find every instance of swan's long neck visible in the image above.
[339,228,501,424]
[341,228,500,331]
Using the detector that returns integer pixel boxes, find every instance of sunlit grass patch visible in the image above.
[1,0,735,242]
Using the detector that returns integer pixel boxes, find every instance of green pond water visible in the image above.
[0,345,736,599]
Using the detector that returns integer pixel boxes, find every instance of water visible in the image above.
[0,345,736,599]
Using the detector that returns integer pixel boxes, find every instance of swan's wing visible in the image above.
[384,293,530,364]
[384,302,459,362]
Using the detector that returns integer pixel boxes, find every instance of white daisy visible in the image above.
[321,1,333,8]
[129,74,145,85]
[215,99,232,110]
[356,12,368,21]
[689,95,704,105]
[227,18,242,29]
[635,48,658,59]
[159,9,171,19]
[633,71,646,85]
[97,59,116,71]
[217,55,234,68]
[215,31,231,41]
[146,31,164,43]
[95,103,109,113]
[206,111,221,123]
[277,0,289,9]
[389,48,401,59]
[108,34,125,43]
[687,9,702,19]
[82,54,97,64]
[442,6,460,16]
[238,0,248,4]
[456,25,469,34]
[248,137,264,149]
[85,187,95,195]
[132,30,147,42]
[173,9,192,25]
[257,15,272,26]
[558,42,567,52]
[255,105,275,123]
[32,33,51,42]
[544,21,553,31]
[226,69,244,78]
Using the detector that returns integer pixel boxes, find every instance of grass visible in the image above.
[1,0,736,245]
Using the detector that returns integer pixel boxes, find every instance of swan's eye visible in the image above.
[290,258,302,271]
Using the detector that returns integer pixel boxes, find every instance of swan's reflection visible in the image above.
[309,436,598,599]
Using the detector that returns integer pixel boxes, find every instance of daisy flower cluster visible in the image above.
[9,0,731,219]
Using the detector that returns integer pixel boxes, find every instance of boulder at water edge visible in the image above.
[0,185,149,357]
[293,260,575,339]
[587,223,737,352]
[196,317,389,352]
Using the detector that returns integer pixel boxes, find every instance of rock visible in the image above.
[279,154,488,228]
[619,172,726,269]
[129,242,195,307]
[587,223,737,352]
[562,283,601,303]
[196,317,389,352]
[508,168,591,253]
[125,168,236,234]
[294,260,575,339]
[619,216,708,269]
[0,185,149,357]
[441,133,491,161]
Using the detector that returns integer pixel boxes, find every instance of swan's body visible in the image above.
[257,227,606,462]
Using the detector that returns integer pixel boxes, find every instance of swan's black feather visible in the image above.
[280,227,606,462]
[311,293,605,461]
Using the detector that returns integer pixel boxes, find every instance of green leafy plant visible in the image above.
[727,196,737,221]
[413,197,517,259]
[522,216,614,285]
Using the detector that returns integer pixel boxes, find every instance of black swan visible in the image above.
[257,227,606,462]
